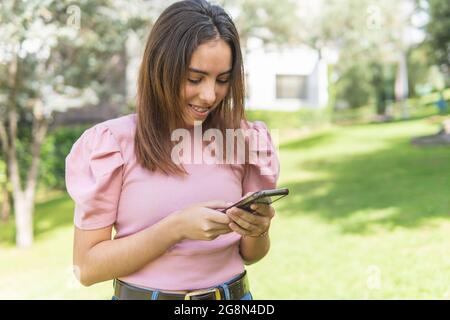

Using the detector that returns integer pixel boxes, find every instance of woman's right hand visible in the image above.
[173,200,233,241]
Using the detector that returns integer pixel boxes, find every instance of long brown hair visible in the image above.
[135,0,246,175]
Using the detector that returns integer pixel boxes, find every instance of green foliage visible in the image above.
[371,62,396,115]
[332,60,397,113]
[297,0,441,115]
[0,1,152,247]
[245,110,300,129]
[245,108,332,130]
[14,112,34,190]
[219,0,300,48]
[0,0,155,116]
[426,0,450,76]
[39,125,89,191]
[1,113,88,192]
[407,45,435,96]
[334,64,374,109]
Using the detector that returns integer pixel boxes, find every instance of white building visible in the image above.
[244,42,329,111]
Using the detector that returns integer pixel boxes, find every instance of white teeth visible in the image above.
[190,104,209,113]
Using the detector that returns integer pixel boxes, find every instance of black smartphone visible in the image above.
[220,188,289,214]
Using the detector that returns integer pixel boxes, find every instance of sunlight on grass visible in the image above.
[0,224,113,299]
[338,207,400,233]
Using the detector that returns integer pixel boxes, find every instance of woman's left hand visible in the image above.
[225,203,275,237]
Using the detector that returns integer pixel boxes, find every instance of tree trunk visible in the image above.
[14,191,34,248]
[11,117,47,248]
[1,186,10,223]
[395,50,409,119]
[4,97,41,248]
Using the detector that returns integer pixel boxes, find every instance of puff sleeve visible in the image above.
[241,121,280,195]
[65,124,124,230]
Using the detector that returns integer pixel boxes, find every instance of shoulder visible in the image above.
[94,113,136,142]
[83,113,136,153]
[239,120,273,142]
[69,113,136,163]
[240,119,270,132]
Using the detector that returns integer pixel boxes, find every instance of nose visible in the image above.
[198,82,216,106]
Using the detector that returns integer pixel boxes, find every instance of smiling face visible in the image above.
[183,38,232,127]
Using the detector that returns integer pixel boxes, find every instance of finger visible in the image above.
[208,222,233,237]
[227,210,259,232]
[249,204,274,218]
[214,225,233,235]
[227,207,261,225]
[209,221,232,231]
[206,209,233,224]
[228,222,252,236]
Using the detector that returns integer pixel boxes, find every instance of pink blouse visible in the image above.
[65,113,279,290]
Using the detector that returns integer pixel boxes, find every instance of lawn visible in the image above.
[1,115,449,299]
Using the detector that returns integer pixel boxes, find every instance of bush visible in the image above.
[39,125,90,191]
[246,108,332,130]
[334,64,374,109]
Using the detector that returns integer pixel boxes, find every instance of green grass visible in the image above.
[253,117,450,299]
[1,116,450,299]
[0,192,113,299]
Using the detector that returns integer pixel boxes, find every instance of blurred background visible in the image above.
[0,0,449,299]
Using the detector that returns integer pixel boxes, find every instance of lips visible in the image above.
[188,104,211,118]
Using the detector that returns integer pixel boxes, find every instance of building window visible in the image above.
[276,75,307,99]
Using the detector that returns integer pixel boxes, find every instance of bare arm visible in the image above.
[239,234,270,265]
[73,214,182,287]
[73,200,231,287]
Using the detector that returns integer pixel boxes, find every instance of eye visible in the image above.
[188,78,201,84]
[217,78,230,84]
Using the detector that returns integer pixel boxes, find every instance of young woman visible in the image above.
[65,0,279,300]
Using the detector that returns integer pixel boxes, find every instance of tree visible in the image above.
[296,0,422,115]
[0,159,10,223]
[219,0,301,52]
[0,0,152,247]
[425,0,450,77]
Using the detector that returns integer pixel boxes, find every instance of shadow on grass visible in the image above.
[276,136,450,234]
[0,193,73,247]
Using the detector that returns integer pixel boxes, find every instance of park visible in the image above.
[0,0,449,300]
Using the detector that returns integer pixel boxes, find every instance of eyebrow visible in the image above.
[188,67,232,76]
